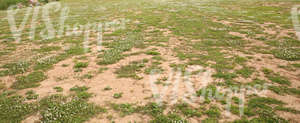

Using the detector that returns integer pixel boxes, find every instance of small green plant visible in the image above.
[74,62,89,69]
[54,87,63,92]
[103,86,112,91]
[113,93,123,99]
[146,50,161,55]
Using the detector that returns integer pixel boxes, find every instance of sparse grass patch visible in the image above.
[292,63,300,68]
[0,61,30,77]
[175,103,202,117]
[25,90,39,100]
[273,48,300,61]
[40,94,106,123]
[54,87,63,92]
[236,66,254,78]
[74,62,88,69]
[115,60,147,79]
[70,85,92,99]
[111,103,138,117]
[262,68,291,85]
[11,71,47,89]
[98,67,108,73]
[0,93,38,123]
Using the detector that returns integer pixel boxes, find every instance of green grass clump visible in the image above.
[175,103,202,117]
[292,63,300,68]
[144,65,163,74]
[111,103,138,117]
[236,66,254,78]
[103,86,112,91]
[204,106,221,118]
[262,68,291,85]
[53,87,63,92]
[40,94,106,123]
[150,113,187,123]
[74,62,89,69]
[115,60,147,79]
[25,90,39,100]
[146,50,161,56]
[269,86,300,96]
[273,48,300,61]
[70,85,92,99]
[11,71,47,89]
[247,96,288,122]
[0,61,30,77]
[97,49,123,65]
[113,93,123,99]
[0,93,38,123]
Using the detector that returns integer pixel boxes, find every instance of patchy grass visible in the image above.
[0,93,38,123]
[11,71,47,89]
[0,61,30,77]
[115,59,148,79]
[40,94,106,123]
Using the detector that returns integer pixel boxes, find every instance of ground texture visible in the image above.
[0,0,300,122]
